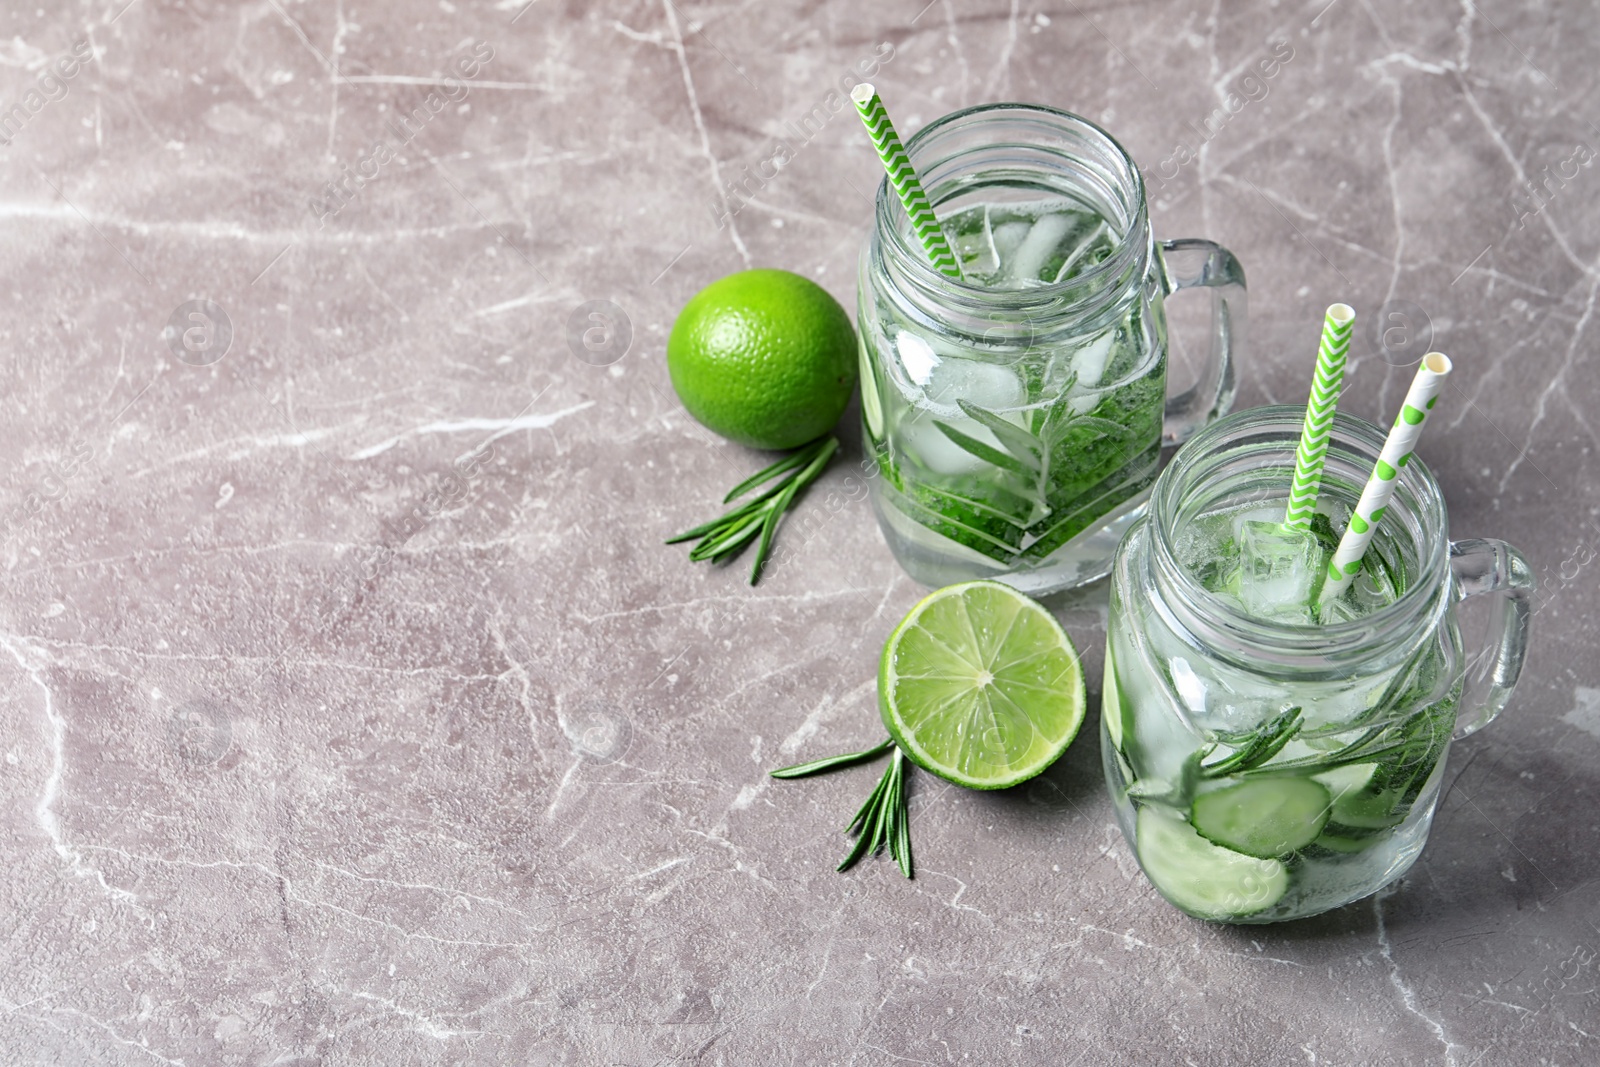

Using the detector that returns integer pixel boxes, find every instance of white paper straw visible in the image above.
[1318,352,1453,607]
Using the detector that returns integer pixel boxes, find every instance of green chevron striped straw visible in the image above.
[1284,303,1355,530]
[1318,351,1453,607]
[850,83,962,279]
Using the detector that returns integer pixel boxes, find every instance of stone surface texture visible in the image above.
[1,1,1597,1064]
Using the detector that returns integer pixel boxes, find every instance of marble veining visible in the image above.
[0,1,1596,1063]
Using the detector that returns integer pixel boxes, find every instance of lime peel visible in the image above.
[666,268,857,451]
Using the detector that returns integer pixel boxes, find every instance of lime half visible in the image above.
[878,580,1086,790]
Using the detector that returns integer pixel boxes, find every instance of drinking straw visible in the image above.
[850,83,962,278]
[1284,303,1355,530]
[1318,352,1453,606]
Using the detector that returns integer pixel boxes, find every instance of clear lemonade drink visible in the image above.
[866,197,1164,578]
[1107,502,1457,923]
[1101,407,1533,924]
[857,104,1243,594]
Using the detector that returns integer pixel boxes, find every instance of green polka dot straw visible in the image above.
[850,83,962,279]
[1318,351,1453,607]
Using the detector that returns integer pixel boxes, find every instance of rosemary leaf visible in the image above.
[845,768,890,837]
[837,771,886,873]
[1237,721,1408,777]
[894,754,914,878]
[770,737,894,779]
[956,401,1045,470]
[883,749,904,870]
[1200,706,1303,779]
[664,518,723,545]
[723,440,823,503]
[688,510,767,560]
[837,825,875,872]
[672,489,780,545]
[791,436,841,487]
[747,437,836,584]
[749,481,796,583]
[705,521,768,562]
[1063,416,1133,441]
[866,757,895,858]
[933,421,1032,476]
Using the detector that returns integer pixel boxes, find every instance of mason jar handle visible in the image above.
[1157,238,1246,445]
[1448,538,1535,738]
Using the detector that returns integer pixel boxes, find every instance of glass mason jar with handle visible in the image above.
[1101,406,1533,924]
[857,103,1245,594]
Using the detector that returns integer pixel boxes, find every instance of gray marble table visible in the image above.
[2,1,1596,1063]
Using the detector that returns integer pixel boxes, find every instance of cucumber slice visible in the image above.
[1109,745,1136,795]
[1101,645,1127,751]
[1312,761,1405,830]
[1101,649,1135,794]
[1315,762,1378,799]
[1321,820,1398,840]
[1309,832,1380,854]
[1330,790,1407,830]
[1190,778,1332,858]
[1308,770,1390,854]
[1126,747,1204,810]
[1136,806,1288,921]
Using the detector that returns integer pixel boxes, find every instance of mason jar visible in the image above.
[857,102,1245,594]
[1102,406,1533,923]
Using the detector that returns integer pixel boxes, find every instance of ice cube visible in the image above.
[1319,567,1397,624]
[1005,213,1075,284]
[1192,541,1242,595]
[949,205,999,278]
[1052,220,1110,282]
[1126,656,1205,781]
[901,360,1026,476]
[992,220,1032,262]
[903,420,987,475]
[1234,520,1322,625]
[1177,508,1242,574]
[895,332,939,387]
[1170,657,1208,715]
[922,357,1025,411]
[1071,330,1116,387]
[1317,592,1362,626]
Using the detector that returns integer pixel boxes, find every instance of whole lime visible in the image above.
[666,269,858,450]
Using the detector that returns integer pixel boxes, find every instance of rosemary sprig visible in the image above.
[839,748,912,877]
[1234,723,1406,777]
[666,435,839,584]
[1200,706,1304,779]
[770,737,913,879]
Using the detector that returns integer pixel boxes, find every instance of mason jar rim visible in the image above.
[1148,405,1452,665]
[875,101,1150,316]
